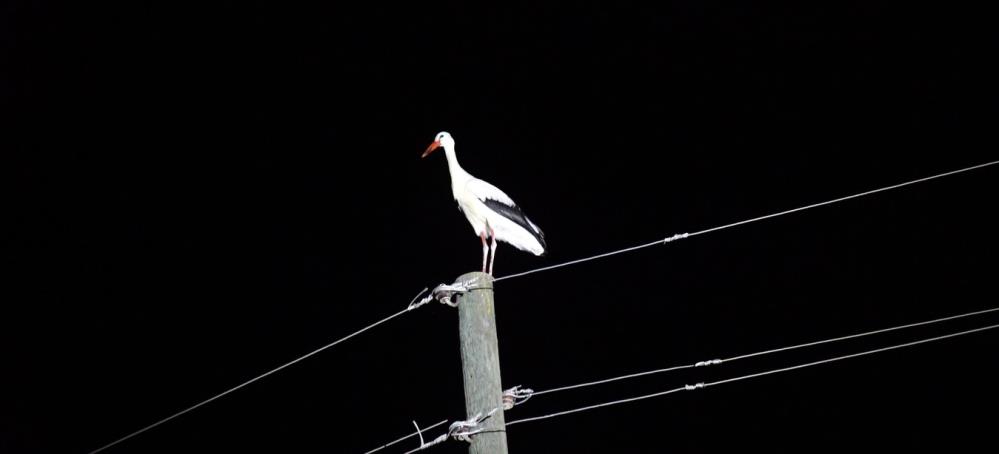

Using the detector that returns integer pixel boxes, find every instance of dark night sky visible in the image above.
[4,1,998,453]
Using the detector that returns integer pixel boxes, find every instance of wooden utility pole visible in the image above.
[456,271,509,454]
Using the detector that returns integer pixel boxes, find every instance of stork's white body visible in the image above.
[447,156,546,256]
[426,132,547,274]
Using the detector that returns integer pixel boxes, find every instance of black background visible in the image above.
[5,1,998,453]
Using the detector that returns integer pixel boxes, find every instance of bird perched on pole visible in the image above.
[422,131,547,275]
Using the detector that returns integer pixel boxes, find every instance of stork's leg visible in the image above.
[480,232,489,273]
[488,227,497,276]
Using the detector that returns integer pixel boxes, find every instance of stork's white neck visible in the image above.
[442,143,472,190]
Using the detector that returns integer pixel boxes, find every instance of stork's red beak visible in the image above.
[422,140,441,158]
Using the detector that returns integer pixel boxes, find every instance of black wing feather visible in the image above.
[482,198,547,254]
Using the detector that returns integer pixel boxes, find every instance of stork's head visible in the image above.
[422,131,454,158]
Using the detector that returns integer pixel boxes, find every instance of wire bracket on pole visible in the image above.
[502,385,535,410]
[406,414,489,452]
[447,410,499,446]
[431,283,469,307]
[407,283,467,310]
[449,412,489,443]
[408,276,494,310]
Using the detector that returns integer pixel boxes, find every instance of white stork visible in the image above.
[422,131,547,275]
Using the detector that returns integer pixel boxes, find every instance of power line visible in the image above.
[506,322,999,427]
[721,306,999,363]
[532,305,999,396]
[533,364,692,397]
[494,159,999,282]
[90,289,430,454]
